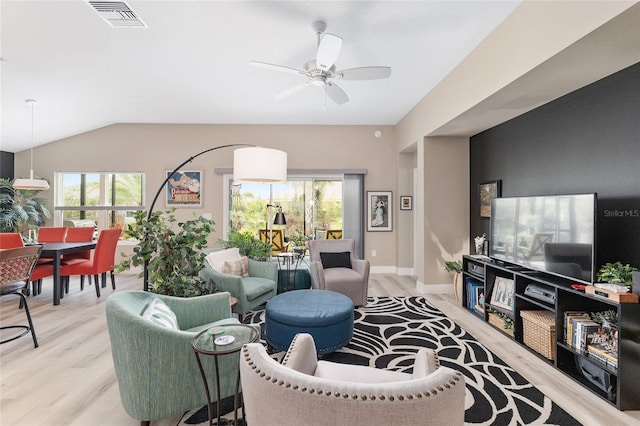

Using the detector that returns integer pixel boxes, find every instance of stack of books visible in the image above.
[466,278,484,316]
[563,310,618,369]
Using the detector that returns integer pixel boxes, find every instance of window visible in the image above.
[227,177,343,242]
[54,172,144,234]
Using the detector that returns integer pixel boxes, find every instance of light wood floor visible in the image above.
[1,273,639,426]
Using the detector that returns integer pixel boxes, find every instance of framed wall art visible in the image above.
[479,180,501,218]
[367,191,392,232]
[489,276,514,312]
[166,170,203,207]
[400,195,412,210]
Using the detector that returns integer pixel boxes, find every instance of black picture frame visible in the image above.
[367,191,392,232]
[479,180,502,218]
[400,195,412,210]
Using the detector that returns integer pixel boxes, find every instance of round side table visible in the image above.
[276,252,301,292]
[192,324,259,426]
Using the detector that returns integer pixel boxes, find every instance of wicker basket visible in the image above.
[521,310,556,360]
[488,312,514,337]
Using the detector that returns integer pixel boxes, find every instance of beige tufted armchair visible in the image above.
[240,333,465,426]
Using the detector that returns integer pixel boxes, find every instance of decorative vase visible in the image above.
[454,273,463,303]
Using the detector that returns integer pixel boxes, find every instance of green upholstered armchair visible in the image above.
[199,248,278,320]
[105,290,242,426]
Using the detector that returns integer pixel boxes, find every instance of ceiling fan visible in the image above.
[249,21,391,105]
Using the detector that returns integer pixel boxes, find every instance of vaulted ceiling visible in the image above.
[1,0,521,152]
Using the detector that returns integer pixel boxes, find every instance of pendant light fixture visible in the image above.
[13,99,50,191]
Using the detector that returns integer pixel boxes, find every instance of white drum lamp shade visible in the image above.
[233,147,287,183]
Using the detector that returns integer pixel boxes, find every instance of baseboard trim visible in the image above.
[396,267,415,276]
[370,266,397,274]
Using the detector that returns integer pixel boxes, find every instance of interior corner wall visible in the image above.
[470,62,640,269]
[421,136,469,287]
[1,151,14,179]
[396,150,416,271]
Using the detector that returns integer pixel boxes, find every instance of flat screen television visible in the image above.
[490,193,596,283]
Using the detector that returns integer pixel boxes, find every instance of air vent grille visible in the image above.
[88,1,147,28]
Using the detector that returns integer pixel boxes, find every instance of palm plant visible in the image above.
[0,178,51,233]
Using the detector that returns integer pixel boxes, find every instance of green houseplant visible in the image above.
[0,177,50,234]
[218,228,272,261]
[116,209,214,297]
[596,262,637,287]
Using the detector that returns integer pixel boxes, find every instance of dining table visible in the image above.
[39,241,96,305]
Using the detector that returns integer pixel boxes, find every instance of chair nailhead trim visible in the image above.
[244,347,464,403]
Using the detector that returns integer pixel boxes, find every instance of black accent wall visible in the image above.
[1,151,14,179]
[470,62,640,271]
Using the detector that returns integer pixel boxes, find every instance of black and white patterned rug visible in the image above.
[185,296,580,425]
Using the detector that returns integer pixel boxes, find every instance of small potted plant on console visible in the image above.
[586,262,639,303]
[596,262,637,289]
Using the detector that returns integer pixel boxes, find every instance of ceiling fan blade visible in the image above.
[336,66,392,80]
[249,61,306,76]
[325,82,349,105]
[316,33,342,72]
[273,82,309,101]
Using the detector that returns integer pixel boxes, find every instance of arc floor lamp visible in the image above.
[143,144,287,290]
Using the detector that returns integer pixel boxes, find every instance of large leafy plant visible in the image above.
[218,228,272,261]
[0,178,50,233]
[116,209,215,297]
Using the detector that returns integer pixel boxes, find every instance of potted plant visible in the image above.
[445,259,463,302]
[0,177,50,235]
[596,262,637,288]
[218,228,272,261]
[288,229,310,255]
[115,209,214,297]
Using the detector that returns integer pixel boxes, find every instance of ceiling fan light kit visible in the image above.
[249,20,391,105]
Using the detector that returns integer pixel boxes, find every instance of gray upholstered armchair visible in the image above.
[105,290,243,426]
[200,248,278,320]
[309,239,370,306]
[240,333,466,426]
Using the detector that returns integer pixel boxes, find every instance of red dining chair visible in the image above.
[0,233,25,249]
[60,228,121,297]
[29,227,69,295]
[28,263,54,297]
[62,227,96,291]
[36,227,67,243]
[34,227,68,267]
[0,245,42,348]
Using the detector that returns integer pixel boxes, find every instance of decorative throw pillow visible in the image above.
[320,251,352,269]
[205,247,241,272]
[142,298,179,329]
[222,256,249,277]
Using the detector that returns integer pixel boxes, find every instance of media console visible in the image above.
[462,255,640,410]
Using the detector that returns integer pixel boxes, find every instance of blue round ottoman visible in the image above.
[265,290,354,354]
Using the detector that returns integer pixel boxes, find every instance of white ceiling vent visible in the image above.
[88,1,147,28]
